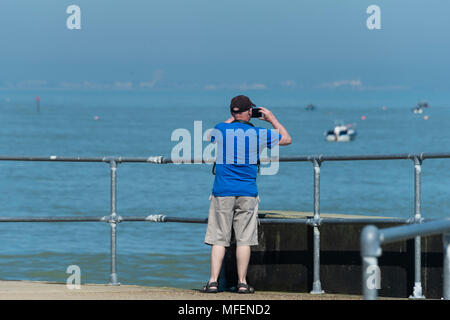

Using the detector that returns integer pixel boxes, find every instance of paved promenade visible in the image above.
[0,280,377,300]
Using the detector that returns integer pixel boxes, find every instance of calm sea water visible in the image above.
[0,88,450,288]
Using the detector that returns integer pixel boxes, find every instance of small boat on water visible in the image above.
[324,122,357,142]
[305,104,316,111]
[412,107,423,114]
[412,101,429,114]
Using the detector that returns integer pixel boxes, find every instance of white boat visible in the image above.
[325,122,357,142]
[412,101,429,114]
[412,107,423,114]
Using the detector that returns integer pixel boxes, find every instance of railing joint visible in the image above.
[103,157,122,165]
[308,217,322,227]
[310,156,323,167]
[410,154,423,166]
[102,215,122,224]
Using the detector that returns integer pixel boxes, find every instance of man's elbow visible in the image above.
[279,136,292,146]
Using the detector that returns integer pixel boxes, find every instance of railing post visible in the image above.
[443,233,450,300]
[361,225,382,300]
[310,158,324,294]
[109,159,120,286]
[410,155,425,299]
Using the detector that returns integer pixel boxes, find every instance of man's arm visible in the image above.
[258,107,292,146]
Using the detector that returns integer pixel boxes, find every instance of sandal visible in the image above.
[201,281,218,293]
[237,282,255,294]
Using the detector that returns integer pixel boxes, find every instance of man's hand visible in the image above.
[258,107,292,146]
[257,107,276,124]
[224,116,235,123]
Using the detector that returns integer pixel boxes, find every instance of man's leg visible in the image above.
[233,196,259,292]
[203,196,235,291]
[236,245,251,284]
[209,245,226,287]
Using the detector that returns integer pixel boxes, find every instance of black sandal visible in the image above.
[237,282,255,294]
[201,281,218,293]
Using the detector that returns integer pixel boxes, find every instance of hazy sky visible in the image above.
[0,0,449,90]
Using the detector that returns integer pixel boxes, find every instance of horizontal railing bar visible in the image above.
[0,216,107,222]
[124,216,208,223]
[419,153,450,159]
[274,155,410,162]
[317,218,410,224]
[0,156,110,162]
[123,217,312,224]
[381,219,450,244]
[0,156,167,163]
[0,152,450,164]
[0,216,417,224]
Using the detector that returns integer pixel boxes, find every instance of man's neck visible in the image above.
[232,119,254,127]
[234,116,251,122]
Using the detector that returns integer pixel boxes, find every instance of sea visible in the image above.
[0,87,449,289]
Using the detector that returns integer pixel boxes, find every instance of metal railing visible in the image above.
[0,152,448,296]
[360,220,450,300]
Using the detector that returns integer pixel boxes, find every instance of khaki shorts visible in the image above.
[204,195,260,247]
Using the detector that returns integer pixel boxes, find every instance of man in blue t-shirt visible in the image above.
[202,95,292,294]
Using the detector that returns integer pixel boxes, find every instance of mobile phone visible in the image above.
[251,107,263,118]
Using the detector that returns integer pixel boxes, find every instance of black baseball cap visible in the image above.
[230,95,255,113]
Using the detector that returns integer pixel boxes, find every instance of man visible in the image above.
[202,95,291,294]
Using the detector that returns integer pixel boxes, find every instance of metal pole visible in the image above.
[443,233,450,300]
[361,225,381,300]
[310,159,324,294]
[410,156,425,299]
[109,160,120,285]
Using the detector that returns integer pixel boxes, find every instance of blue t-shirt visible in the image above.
[210,121,281,197]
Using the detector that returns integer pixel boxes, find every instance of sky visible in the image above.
[0,0,449,91]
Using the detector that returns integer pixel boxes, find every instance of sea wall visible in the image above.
[223,222,443,299]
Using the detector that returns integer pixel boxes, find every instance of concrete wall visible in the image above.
[223,222,444,299]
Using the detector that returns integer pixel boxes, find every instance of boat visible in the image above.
[324,121,357,142]
[305,104,316,111]
[412,107,423,114]
[412,101,429,114]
